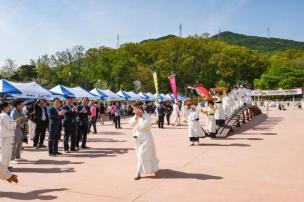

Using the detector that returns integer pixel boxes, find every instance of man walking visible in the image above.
[157,102,165,128]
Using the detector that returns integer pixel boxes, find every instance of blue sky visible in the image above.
[0,0,303,66]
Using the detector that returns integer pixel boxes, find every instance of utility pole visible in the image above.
[116,34,120,49]
[218,28,221,39]
[267,27,270,38]
[179,23,182,37]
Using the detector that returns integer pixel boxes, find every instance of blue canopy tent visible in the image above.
[98,89,122,101]
[116,90,131,101]
[0,79,22,95]
[127,91,144,101]
[138,92,151,101]
[90,88,108,100]
[49,85,76,98]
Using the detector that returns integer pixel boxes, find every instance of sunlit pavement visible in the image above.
[0,107,303,202]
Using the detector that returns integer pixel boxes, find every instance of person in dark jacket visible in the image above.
[157,102,165,128]
[76,97,91,149]
[33,98,49,149]
[164,101,172,126]
[48,98,65,157]
[62,97,78,153]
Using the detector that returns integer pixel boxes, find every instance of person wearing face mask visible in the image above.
[129,102,159,180]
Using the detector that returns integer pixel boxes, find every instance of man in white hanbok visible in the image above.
[0,101,21,170]
[129,105,159,180]
[187,106,204,146]
[170,100,180,126]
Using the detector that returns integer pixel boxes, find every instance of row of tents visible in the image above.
[0,79,187,101]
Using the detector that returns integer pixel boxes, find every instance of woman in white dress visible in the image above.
[187,105,204,146]
[129,104,159,180]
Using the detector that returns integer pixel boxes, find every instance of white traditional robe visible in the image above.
[0,112,16,168]
[181,104,188,123]
[205,106,216,133]
[215,101,225,121]
[129,112,159,175]
[0,162,12,180]
[187,111,204,138]
[170,103,180,125]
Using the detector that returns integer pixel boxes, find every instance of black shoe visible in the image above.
[8,166,13,171]
[93,132,97,134]
[81,146,89,149]
[70,148,77,152]
[39,145,47,148]
[49,154,57,157]
[35,146,40,150]
[134,174,141,180]
[56,152,62,155]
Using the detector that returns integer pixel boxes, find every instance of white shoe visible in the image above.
[10,160,18,164]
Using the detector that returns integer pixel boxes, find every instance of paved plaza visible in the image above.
[0,108,303,202]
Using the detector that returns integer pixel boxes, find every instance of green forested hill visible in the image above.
[212,31,304,53]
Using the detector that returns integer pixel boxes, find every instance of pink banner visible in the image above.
[168,74,178,101]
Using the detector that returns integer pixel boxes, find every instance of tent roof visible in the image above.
[90,88,108,99]
[0,79,22,95]
[9,81,52,98]
[49,85,75,98]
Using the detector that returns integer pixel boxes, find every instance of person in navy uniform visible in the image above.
[33,98,49,149]
[76,97,91,149]
[48,98,65,157]
[62,97,78,153]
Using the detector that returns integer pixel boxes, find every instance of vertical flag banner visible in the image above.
[168,74,178,101]
[153,72,159,96]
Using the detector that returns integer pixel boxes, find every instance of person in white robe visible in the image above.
[170,100,180,126]
[0,101,21,169]
[214,96,225,126]
[202,101,217,138]
[187,105,204,146]
[129,105,159,180]
[222,92,231,117]
[181,102,188,123]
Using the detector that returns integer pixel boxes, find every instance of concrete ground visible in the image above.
[0,107,303,202]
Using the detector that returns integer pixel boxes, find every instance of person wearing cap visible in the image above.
[33,98,49,149]
[10,100,27,163]
[0,101,22,169]
[129,104,159,180]
[202,101,217,138]
[62,97,78,153]
[187,105,204,146]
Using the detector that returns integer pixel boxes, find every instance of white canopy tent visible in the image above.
[127,91,144,101]
[68,87,99,100]
[9,81,53,99]
[101,89,123,101]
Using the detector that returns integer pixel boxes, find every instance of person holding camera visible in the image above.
[76,97,91,149]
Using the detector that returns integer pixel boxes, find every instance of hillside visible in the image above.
[212,31,304,53]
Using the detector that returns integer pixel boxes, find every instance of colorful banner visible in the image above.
[168,74,178,101]
[153,72,159,96]
[194,85,211,98]
[252,88,302,96]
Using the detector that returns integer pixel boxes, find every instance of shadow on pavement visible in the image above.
[64,147,134,158]
[87,138,126,143]
[17,159,84,165]
[230,114,283,136]
[0,188,68,200]
[150,169,223,180]
[198,143,251,147]
[12,167,75,173]
[217,137,264,141]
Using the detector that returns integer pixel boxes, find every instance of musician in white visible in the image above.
[129,104,159,180]
[187,105,204,146]
[170,100,180,126]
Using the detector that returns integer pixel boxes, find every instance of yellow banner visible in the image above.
[153,72,159,96]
